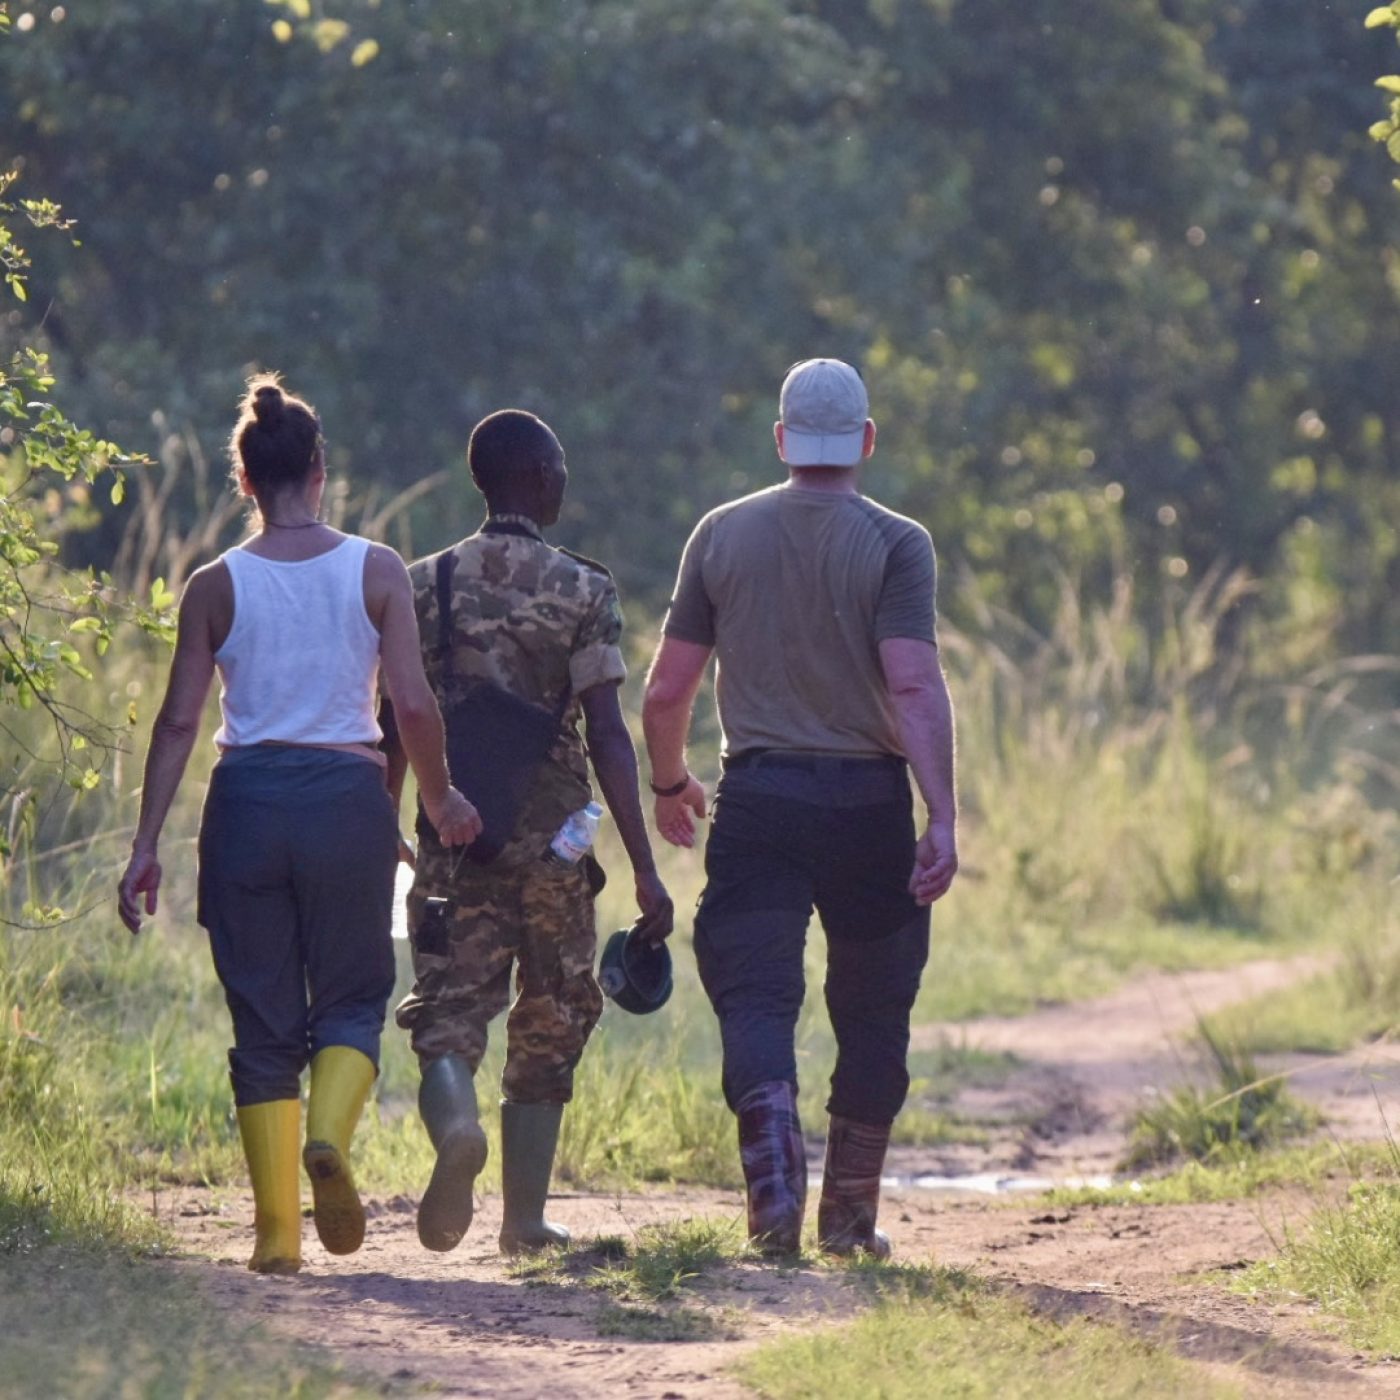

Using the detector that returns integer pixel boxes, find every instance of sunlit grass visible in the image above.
[1234,1154,1400,1354]
[1044,1140,1398,1208]
[1204,929,1400,1056]
[914,914,1287,1024]
[736,1262,1239,1399]
[507,1218,750,1340]
[1122,1025,1317,1170]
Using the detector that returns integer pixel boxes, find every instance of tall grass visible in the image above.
[915,566,1397,1021]
[0,924,171,1252]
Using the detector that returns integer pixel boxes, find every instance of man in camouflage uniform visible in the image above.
[385,409,672,1256]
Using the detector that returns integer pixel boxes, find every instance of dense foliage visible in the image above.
[0,1,1396,664]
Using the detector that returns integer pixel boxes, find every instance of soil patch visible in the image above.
[901,955,1400,1184]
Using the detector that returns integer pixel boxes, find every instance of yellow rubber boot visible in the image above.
[303,1045,375,1256]
[236,1099,302,1275]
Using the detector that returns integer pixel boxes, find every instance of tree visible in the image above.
[2,0,1397,661]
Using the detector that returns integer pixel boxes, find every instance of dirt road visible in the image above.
[167,955,1400,1398]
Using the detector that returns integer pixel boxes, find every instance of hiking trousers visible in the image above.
[197,746,398,1106]
[693,753,931,1127]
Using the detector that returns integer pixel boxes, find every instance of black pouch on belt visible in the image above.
[416,548,570,865]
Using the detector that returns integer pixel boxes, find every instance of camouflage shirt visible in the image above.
[410,515,627,865]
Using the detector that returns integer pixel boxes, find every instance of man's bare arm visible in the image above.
[879,637,958,905]
[580,682,673,942]
[641,637,712,848]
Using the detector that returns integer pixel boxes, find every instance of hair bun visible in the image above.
[251,382,285,428]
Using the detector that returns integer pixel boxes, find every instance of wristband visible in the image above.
[649,773,690,798]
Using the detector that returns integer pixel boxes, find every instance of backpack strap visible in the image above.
[434,547,456,685]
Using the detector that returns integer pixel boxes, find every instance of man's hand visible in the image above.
[118,846,162,934]
[910,821,958,906]
[633,869,674,943]
[654,774,707,848]
[423,785,483,848]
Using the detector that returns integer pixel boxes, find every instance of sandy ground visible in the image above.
[163,955,1400,1398]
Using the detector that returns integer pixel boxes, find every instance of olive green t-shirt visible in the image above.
[662,484,936,758]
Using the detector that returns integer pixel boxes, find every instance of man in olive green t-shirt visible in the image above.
[642,358,958,1260]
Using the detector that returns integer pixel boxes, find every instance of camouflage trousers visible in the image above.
[394,846,603,1105]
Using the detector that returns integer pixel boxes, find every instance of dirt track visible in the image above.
[166,956,1400,1398]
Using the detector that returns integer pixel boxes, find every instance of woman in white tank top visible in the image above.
[117,376,481,1276]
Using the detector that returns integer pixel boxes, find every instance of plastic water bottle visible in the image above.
[545,801,603,865]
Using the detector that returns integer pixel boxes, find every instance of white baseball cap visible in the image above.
[778,358,870,467]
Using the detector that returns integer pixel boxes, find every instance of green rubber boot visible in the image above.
[416,1054,488,1252]
[498,1101,569,1256]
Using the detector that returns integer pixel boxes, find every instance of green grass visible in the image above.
[0,1246,374,1398]
[1123,1026,1318,1170]
[1204,934,1400,1056]
[914,915,1287,1024]
[906,1040,1020,1095]
[1044,1140,1397,1207]
[737,1264,1239,1399]
[595,1300,732,1341]
[889,1106,989,1147]
[589,1217,747,1300]
[509,1218,750,1342]
[1235,1169,1400,1354]
[510,1216,751,1302]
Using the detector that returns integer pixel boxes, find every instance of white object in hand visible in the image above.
[546,801,604,865]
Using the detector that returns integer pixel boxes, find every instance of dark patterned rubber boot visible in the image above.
[817,1115,893,1259]
[735,1080,807,1256]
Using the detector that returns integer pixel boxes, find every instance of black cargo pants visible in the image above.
[692,752,931,1127]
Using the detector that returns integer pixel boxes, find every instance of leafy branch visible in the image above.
[1366,5,1400,182]
[0,173,168,798]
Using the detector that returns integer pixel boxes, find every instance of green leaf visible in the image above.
[1375,75,1400,94]
[1365,6,1398,28]
[110,473,125,505]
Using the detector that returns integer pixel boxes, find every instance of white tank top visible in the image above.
[213,536,382,748]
